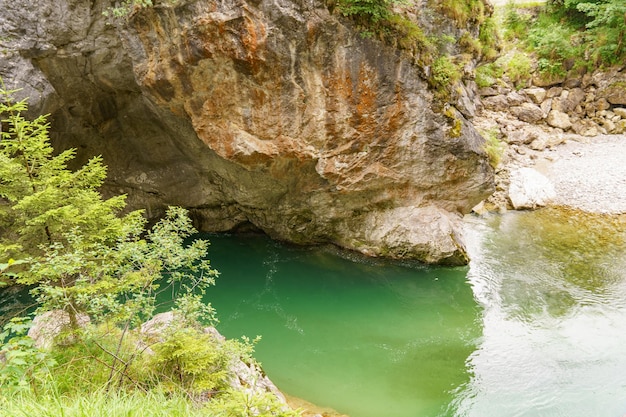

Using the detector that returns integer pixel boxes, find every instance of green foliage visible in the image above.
[508,0,626,69]
[478,17,501,60]
[475,62,504,88]
[205,389,300,417]
[501,51,532,87]
[0,390,212,417]
[503,3,534,40]
[0,85,294,416]
[526,15,581,62]
[430,56,462,97]
[0,317,55,394]
[335,0,393,24]
[459,31,482,56]
[385,15,438,63]
[439,0,488,27]
[0,86,218,331]
[103,0,154,18]
[481,128,505,168]
[149,327,231,395]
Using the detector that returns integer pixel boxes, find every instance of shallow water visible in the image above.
[457,209,626,417]
[204,207,626,416]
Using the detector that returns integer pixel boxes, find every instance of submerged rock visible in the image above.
[0,0,494,264]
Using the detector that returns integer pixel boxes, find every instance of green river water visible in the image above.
[203,208,626,417]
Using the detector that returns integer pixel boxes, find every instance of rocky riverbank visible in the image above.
[472,65,626,215]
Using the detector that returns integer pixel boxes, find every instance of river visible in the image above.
[204,208,626,417]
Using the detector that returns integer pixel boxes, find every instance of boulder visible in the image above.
[523,87,547,104]
[27,310,90,349]
[546,110,572,130]
[540,98,552,118]
[613,107,626,118]
[533,73,566,87]
[601,82,626,105]
[341,206,470,265]
[483,95,510,111]
[505,124,549,146]
[511,102,544,123]
[546,87,563,98]
[506,91,527,107]
[508,168,556,209]
[571,119,600,137]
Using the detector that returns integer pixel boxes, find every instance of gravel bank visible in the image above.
[534,135,626,215]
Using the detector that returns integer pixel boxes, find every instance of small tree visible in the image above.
[0,86,218,386]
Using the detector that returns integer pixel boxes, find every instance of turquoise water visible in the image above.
[5,208,626,416]
[203,208,626,417]
[204,235,481,417]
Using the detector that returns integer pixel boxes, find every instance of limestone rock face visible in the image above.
[0,0,494,264]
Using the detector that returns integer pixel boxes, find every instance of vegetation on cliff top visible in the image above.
[0,86,295,416]
[477,0,625,89]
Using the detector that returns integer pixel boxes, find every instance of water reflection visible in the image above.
[457,209,626,417]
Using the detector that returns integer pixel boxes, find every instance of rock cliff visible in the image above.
[0,0,494,264]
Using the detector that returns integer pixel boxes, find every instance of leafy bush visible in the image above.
[430,56,462,95]
[481,128,505,168]
[503,4,534,41]
[335,0,393,24]
[0,317,55,394]
[478,17,501,60]
[439,0,488,27]
[503,51,532,87]
[475,62,503,88]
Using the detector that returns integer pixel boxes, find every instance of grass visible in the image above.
[481,128,505,168]
[0,390,206,417]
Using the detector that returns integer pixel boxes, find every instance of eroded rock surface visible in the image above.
[0,0,494,263]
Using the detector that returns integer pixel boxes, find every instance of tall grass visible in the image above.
[0,390,206,417]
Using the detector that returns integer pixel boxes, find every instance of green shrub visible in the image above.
[459,31,482,56]
[503,51,532,87]
[386,14,437,62]
[481,128,505,168]
[336,0,393,24]
[430,56,462,95]
[478,17,501,60]
[475,63,503,88]
[103,0,155,18]
[439,0,488,27]
[503,4,533,40]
